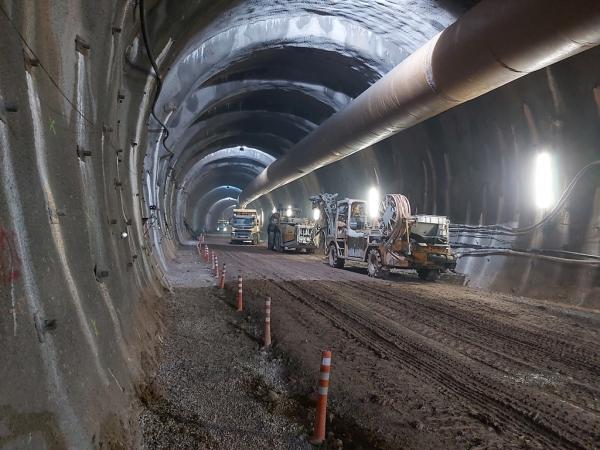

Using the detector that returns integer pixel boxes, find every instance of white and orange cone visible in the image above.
[310,350,332,445]
[264,296,272,347]
[236,274,243,311]
[220,263,226,289]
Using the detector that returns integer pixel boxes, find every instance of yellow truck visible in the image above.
[230,209,261,245]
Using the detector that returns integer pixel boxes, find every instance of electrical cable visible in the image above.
[454,249,600,265]
[450,160,600,265]
[451,242,600,260]
[138,0,174,156]
[450,160,600,235]
[0,4,93,126]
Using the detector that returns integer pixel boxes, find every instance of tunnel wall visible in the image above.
[0,1,166,447]
[1,0,599,448]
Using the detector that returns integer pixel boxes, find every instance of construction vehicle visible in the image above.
[267,206,317,252]
[230,208,261,244]
[310,193,456,280]
[216,219,229,232]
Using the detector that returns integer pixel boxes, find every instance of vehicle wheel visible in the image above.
[253,234,259,245]
[367,248,383,278]
[274,232,283,252]
[328,244,344,269]
[268,232,274,250]
[417,269,439,281]
[319,231,328,255]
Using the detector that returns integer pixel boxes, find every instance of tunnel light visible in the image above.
[272,207,277,214]
[367,187,380,219]
[120,231,128,239]
[313,208,321,221]
[534,152,555,209]
[286,206,293,217]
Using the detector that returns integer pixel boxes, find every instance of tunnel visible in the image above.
[1,1,600,448]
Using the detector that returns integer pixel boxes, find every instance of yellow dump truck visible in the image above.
[230,208,261,244]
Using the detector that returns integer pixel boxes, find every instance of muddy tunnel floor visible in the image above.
[140,235,600,449]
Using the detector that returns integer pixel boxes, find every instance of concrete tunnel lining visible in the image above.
[1,0,600,447]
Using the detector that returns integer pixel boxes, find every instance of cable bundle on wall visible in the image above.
[451,160,600,266]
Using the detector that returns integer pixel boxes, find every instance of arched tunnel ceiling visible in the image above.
[142,0,476,230]
[3,2,600,448]
[176,146,275,230]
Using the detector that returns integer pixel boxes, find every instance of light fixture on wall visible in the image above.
[534,152,555,209]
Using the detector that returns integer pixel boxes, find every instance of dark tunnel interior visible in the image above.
[1,0,599,448]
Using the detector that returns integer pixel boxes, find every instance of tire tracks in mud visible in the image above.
[340,281,600,412]
[215,246,600,448]
[278,280,598,449]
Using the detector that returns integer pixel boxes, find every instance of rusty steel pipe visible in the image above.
[239,0,600,206]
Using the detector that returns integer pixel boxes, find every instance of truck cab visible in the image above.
[230,209,261,244]
[216,219,229,232]
[328,198,380,265]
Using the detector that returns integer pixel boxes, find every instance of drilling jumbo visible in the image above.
[310,193,456,280]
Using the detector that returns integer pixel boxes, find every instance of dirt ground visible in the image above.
[142,235,600,449]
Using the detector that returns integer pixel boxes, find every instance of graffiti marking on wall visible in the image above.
[0,228,21,286]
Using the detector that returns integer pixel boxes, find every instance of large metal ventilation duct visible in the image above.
[240,0,600,206]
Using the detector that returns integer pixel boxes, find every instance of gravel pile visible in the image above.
[138,280,312,449]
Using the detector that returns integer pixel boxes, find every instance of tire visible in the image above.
[417,269,439,281]
[253,234,259,245]
[274,232,283,252]
[319,231,328,255]
[328,243,344,269]
[367,248,384,278]
[268,231,274,250]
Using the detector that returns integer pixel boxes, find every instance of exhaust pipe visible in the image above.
[239,0,600,206]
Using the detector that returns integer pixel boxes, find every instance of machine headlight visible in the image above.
[313,208,320,221]
[368,187,380,219]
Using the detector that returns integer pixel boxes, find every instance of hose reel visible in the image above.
[378,194,411,238]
